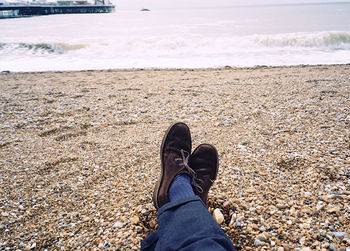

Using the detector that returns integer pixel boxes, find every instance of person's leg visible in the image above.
[142,122,236,250]
[141,196,236,251]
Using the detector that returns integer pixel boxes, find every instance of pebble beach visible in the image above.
[0,65,349,250]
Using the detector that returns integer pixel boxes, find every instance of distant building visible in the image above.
[8,1,28,5]
[31,0,49,4]
[94,0,111,5]
[56,0,72,5]
[74,1,89,5]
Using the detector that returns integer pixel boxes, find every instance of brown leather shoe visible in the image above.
[189,143,219,205]
[153,122,192,209]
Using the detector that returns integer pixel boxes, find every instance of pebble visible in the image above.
[254,239,262,247]
[300,223,310,229]
[213,208,224,224]
[316,203,325,211]
[276,204,287,209]
[283,244,291,251]
[326,206,340,213]
[220,120,231,126]
[113,221,124,228]
[130,216,140,225]
[1,212,9,217]
[149,220,156,228]
[304,192,311,197]
[1,67,349,250]
[223,201,231,208]
[246,188,255,193]
[327,232,346,238]
[320,195,335,202]
[229,214,236,226]
[256,232,269,242]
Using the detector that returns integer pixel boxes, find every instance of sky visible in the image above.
[115,0,350,10]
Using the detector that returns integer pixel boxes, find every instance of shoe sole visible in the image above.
[152,122,191,209]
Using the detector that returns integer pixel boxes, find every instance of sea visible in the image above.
[1,2,350,72]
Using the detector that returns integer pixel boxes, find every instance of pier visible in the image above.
[0,1,115,18]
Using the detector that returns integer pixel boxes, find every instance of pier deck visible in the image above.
[0,4,115,18]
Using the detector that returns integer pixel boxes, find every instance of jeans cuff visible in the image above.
[157,195,205,217]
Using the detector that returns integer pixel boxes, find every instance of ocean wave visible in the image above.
[1,31,350,57]
[0,42,87,55]
[251,31,350,49]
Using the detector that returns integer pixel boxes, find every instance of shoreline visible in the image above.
[1,64,349,250]
[1,63,350,74]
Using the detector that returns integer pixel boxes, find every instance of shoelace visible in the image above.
[175,149,204,194]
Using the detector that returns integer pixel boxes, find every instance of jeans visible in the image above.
[141,196,236,251]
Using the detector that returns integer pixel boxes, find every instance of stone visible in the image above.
[254,239,262,247]
[246,188,255,193]
[276,204,287,209]
[223,201,231,208]
[256,232,270,242]
[283,244,291,251]
[344,233,350,243]
[113,221,123,228]
[326,206,340,213]
[1,212,9,217]
[327,232,346,238]
[149,220,156,228]
[304,192,311,197]
[316,203,325,211]
[213,208,224,224]
[300,223,310,229]
[130,216,140,224]
[302,208,311,214]
[229,213,237,226]
[220,120,231,126]
[320,195,334,202]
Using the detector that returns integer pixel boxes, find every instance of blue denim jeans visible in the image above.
[141,196,236,251]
